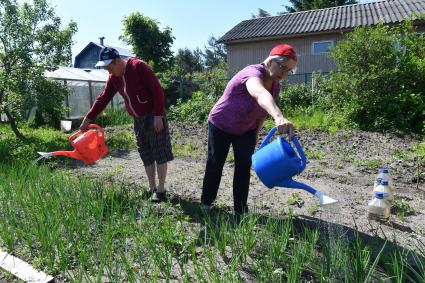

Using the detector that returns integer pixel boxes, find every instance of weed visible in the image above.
[308,203,320,215]
[172,141,204,157]
[287,192,304,207]
[392,198,415,220]
[353,158,382,170]
[336,175,348,184]
[304,149,325,160]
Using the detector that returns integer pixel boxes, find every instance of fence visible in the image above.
[0,71,329,123]
[174,72,330,100]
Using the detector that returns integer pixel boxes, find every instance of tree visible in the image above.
[0,0,77,139]
[174,47,204,77]
[283,0,358,13]
[203,36,227,70]
[251,8,271,19]
[121,12,174,73]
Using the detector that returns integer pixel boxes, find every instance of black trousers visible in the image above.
[201,122,257,214]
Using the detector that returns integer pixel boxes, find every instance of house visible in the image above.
[219,0,425,78]
[74,37,135,69]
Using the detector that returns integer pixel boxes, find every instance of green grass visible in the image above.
[0,123,135,164]
[0,162,424,281]
[284,108,351,133]
[262,108,350,135]
[172,141,205,158]
[94,108,133,127]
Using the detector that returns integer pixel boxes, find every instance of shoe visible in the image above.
[149,187,157,194]
[151,191,167,203]
[200,203,211,213]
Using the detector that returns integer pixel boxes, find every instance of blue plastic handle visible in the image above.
[258,127,307,171]
[258,127,277,150]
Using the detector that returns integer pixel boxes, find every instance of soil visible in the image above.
[69,122,425,253]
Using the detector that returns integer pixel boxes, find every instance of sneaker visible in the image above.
[200,203,211,213]
[151,191,167,203]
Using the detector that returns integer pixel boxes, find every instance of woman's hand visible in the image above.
[275,116,295,139]
[154,116,164,132]
[79,117,92,132]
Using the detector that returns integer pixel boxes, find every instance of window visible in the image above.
[312,40,334,54]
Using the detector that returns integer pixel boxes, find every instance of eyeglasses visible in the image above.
[274,60,296,74]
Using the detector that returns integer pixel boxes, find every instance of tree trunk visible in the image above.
[4,108,26,140]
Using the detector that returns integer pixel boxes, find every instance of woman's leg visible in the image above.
[201,122,231,206]
[232,129,257,214]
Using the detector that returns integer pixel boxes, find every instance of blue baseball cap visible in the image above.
[95,47,120,67]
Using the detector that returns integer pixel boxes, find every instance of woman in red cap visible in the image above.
[201,44,297,215]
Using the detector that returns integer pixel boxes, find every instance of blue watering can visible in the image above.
[252,127,338,205]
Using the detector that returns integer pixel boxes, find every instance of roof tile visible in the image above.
[219,0,425,42]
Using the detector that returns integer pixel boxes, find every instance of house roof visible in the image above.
[74,42,135,63]
[45,67,109,82]
[219,0,425,43]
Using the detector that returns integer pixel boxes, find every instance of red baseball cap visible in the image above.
[269,44,297,61]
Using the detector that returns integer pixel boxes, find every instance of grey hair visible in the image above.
[263,55,290,65]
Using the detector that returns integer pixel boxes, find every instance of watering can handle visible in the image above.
[258,127,278,150]
[69,124,105,145]
[292,136,307,171]
[258,127,307,171]
[69,130,83,144]
[88,124,105,137]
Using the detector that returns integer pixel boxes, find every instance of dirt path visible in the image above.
[70,122,425,252]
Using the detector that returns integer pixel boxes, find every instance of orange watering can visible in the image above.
[37,124,108,165]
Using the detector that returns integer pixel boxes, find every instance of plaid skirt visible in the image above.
[133,113,174,166]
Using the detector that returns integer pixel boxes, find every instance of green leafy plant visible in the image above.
[287,192,304,207]
[168,91,218,123]
[328,19,425,134]
[392,198,415,220]
[95,109,133,127]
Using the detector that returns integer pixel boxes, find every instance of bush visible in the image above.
[168,91,218,123]
[94,109,133,127]
[327,19,425,134]
[0,124,68,163]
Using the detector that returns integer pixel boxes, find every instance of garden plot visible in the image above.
[1,122,424,281]
[74,122,424,252]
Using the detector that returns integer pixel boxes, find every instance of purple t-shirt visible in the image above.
[209,64,281,135]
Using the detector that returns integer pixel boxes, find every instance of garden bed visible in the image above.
[73,122,425,253]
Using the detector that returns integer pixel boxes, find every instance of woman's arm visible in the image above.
[246,77,294,136]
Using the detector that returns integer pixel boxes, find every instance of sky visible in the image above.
[51,0,291,60]
[50,0,372,62]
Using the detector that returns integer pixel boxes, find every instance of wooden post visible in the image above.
[88,81,93,107]
[64,79,70,118]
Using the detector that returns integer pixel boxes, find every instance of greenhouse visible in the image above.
[45,67,124,119]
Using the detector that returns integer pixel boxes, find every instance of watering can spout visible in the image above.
[277,179,338,206]
[52,150,84,162]
[277,178,317,195]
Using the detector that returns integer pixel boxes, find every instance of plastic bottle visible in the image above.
[368,192,390,221]
[373,179,394,202]
[374,167,392,188]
